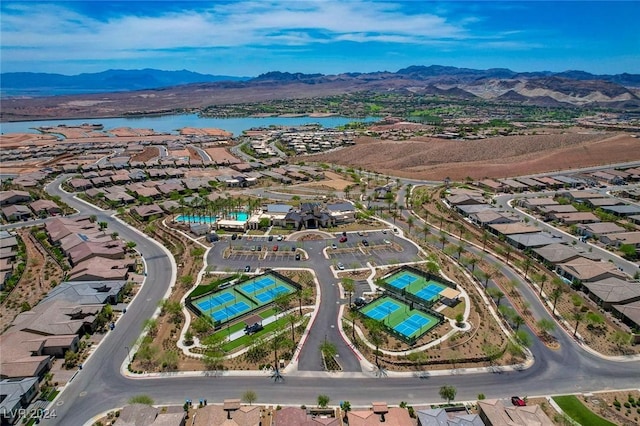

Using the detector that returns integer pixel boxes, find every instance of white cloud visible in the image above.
[1,0,474,63]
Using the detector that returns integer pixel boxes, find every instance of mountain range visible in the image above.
[0,69,249,97]
[2,66,640,121]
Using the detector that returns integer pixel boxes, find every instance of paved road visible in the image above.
[35,175,640,425]
[205,231,421,373]
[494,187,640,276]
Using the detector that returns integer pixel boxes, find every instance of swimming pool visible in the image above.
[229,211,249,221]
[175,215,217,223]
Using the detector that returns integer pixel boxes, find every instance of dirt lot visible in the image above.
[582,390,640,426]
[179,127,232,137]
[130,146,159,162]
[311,132,640,180]
[0,230,65,330]
[0,132,60,149]
[298,171,357,192]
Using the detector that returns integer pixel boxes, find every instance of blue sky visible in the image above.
[1,1,638,76]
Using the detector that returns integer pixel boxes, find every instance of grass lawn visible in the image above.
[221,316,291,352]
[553,395,616,426]
[440,300,465,319]
[259,308,276,318]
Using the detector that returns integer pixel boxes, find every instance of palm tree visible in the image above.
[438,231,447,250]
[551,285,564,315]
[365,319,384,368]
[487,287,504,307]
[270,328,291,382]
[571,310,584,337]
[536,273,549,296]
[286,313,297,342]
[505,279,519,297]
[503,245,513,265]
[345,308,359,343]
[407,216,414,234]
[481,231,490,252]
[422,224,430,241]
[342,278,355,306]
[295,287,312,316]
[467,256,478,273]
[512,315,525,332]
[519,258,533,280]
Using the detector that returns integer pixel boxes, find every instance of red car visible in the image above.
[511,396,526,407]
[272,245,278,251]
[339,236,347,243]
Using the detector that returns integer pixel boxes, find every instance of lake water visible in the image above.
[0,114,377,137]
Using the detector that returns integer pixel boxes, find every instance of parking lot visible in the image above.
[209,229,420,274]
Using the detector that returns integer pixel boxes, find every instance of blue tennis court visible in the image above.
[211,301,251,322]
[394,313,436,338]
[364,300,400,320]
[387,273,418,290]
[254,285,290,303]
[241,277,277,294]
[414,283,445,302]
[196,292,234,311]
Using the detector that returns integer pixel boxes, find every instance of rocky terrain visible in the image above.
[2,65,639,122]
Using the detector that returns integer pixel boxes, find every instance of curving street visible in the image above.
[24,174,640,425]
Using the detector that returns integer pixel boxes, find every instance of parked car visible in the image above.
[357,231,364,236]
[273,245,279,251]
[342,231,347,237]
[231,233,238,240]
[290,246,296,252]
[511,396,526,407]
[383,239,391,245]
[381,229,387,234]
[256,245,262,251]
[277,235,283,241]
[245,323,263,335]
[295,253,301,261]
[244,265,251,272]
[268,235,274,241]
[339,236,348,243]
[362,239,369,246]
[354,297,367,307]
[337,262,345,270]
[250,245,256,251]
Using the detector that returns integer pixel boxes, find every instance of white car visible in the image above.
[337,262,345,270]
[276,235,283,241]
[383,239,391,245]
[332,243,337,249]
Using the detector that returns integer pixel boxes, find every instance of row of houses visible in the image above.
[532,243,640,329]
[274,129,356,155]
[98,397,553,426]
[1,217,134,421]
[0,190,66,222]
[445,188,640,329]
[476,166,640,194]
[518,191,640,252]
